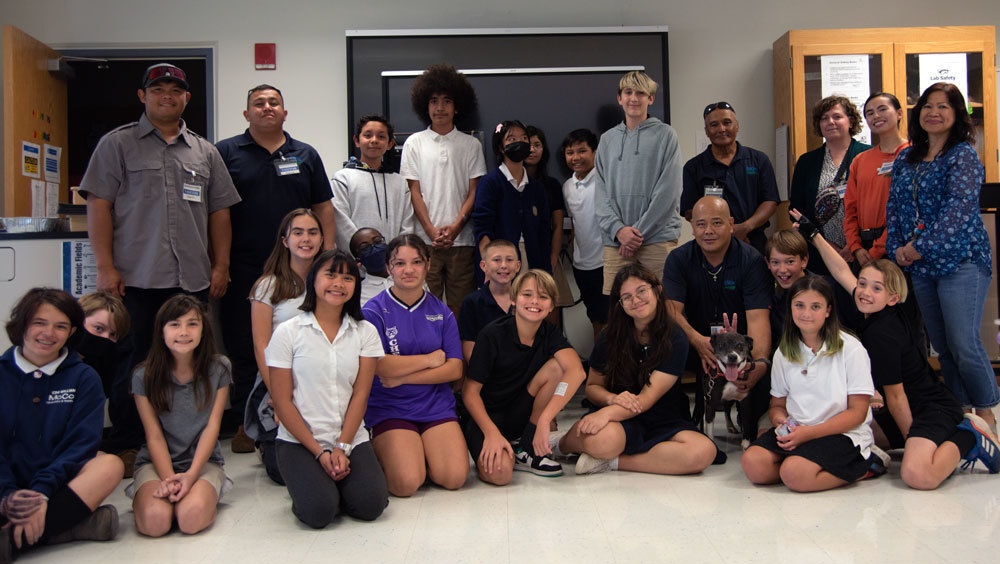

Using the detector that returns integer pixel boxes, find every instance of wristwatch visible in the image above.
[333,442,353,456]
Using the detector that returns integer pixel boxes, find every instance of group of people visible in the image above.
[3,58,999,560]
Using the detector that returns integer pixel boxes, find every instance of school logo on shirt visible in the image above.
[425,314,444,322]
[46,388,76,404]
[385,326,400,355]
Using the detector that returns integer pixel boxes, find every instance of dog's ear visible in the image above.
[745,336,754,351]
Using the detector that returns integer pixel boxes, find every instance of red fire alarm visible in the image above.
[255,43,276,70]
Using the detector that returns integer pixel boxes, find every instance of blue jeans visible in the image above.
[912,262,1000,409]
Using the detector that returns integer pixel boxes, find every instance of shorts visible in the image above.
[602,240,677,294]
[370,416,458,439]
[460,386,536,460]
[874,404,964,449]
[125,461,232,500]
[751,429,869,482]
[620,417,703,455]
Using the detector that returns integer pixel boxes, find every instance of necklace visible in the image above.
[704,263,723,282]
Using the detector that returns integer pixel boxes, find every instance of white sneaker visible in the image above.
[575,453,615,475]
[514,448,564,477]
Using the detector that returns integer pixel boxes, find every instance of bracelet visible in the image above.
[315,449,332,461]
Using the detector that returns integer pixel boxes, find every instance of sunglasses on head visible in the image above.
[703,101,734,117]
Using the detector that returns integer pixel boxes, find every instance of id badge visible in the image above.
[274,157,300,176]
[710,324,724,336]
[182,183,203,203]
[835,182,847,198]
[877,161,894,176]
[704,182,724,198]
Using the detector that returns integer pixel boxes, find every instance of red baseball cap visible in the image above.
[142,63,189,90]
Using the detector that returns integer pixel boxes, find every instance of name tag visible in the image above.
[275,157,300,176]
[703,182,724,197]
[877,161,894,176]
[836,183,847,198]
[182,183,203,203]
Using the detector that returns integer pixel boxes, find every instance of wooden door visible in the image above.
[2,25,69,217]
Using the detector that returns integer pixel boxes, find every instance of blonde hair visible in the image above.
[510,269,558,303]
[860,259,908,303]
[618,71,658,96]
[79,290,130,337]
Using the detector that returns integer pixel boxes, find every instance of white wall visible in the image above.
[2,0,997,169]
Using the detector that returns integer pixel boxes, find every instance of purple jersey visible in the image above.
[362,289,462,426]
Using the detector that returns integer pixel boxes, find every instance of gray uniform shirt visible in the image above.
[132,355,232,471]
[79,114,241,291]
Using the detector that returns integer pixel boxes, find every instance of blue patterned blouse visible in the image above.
[886,142,991,279]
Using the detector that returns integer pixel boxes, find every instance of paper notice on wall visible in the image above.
[820,55,872,144]
[22,141,41,179]
[919,53,969,107]
[46,182,60,216]
[31,180,45,217]
[43,144,61,183]
[63,241,97,297]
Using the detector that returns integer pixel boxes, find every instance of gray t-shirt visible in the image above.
[132,355,232,472]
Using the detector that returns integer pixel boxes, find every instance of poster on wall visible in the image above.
[43,144,61,183]
[919,53,969,108]
[21,141,41,179]
[63,240,97,298]
[820,54,871,145]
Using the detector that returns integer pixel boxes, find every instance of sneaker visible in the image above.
[231,425,255,453]
[46,504,119,544]
[514,448,563,477]
[863,445,890,479]
[575,453,615,475]
[958,414,1000,474]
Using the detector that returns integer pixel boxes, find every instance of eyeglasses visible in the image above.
[356,236,385,255]
[703,101,734,117]
[619,285,653,307]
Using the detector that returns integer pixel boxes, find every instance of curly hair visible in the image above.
[811,95,862,138]
[410,64,478,126]
[906,82,975,163]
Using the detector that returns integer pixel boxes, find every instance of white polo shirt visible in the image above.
[265,312,384,448]
[399,126,487,247]
[562,168,603,270]
[770,331,874,457]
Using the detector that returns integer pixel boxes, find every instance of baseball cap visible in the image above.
[142,63,189,90]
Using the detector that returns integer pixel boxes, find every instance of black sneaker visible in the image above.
[47,504,119,544]
[513,448,563,477]
[863,445,890,480]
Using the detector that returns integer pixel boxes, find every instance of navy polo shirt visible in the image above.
[458,283,513,342]
[681,143,779,245]
[662,238,771,336]
[216,130,333,273]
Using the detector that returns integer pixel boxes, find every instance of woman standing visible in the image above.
[789,95,871,275]
[886,82,998,431]
[844,92,908,266]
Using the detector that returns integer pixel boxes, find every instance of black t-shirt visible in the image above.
[467,315,571,411]
[589,327,692,425]
[458,284,511,342]
[662,239,771,335]
[858,304,960,415]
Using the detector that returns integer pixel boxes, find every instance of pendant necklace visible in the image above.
[704,263,723,283]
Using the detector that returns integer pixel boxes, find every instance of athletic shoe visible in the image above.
[862,445,890,479]
[47,504,119,544]
[513,448,563,477]
[958,414,1000,474]
[575,453,616,475]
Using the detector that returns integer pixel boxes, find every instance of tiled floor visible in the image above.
[19,402,1000,564]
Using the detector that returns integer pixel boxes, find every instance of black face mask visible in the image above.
[74,331,118,396]
[359,242,388,275]
[503,141,531,163]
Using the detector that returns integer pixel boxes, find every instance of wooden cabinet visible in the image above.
[773,26,997,190]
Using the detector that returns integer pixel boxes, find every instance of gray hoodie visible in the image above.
[594,116,683,246]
